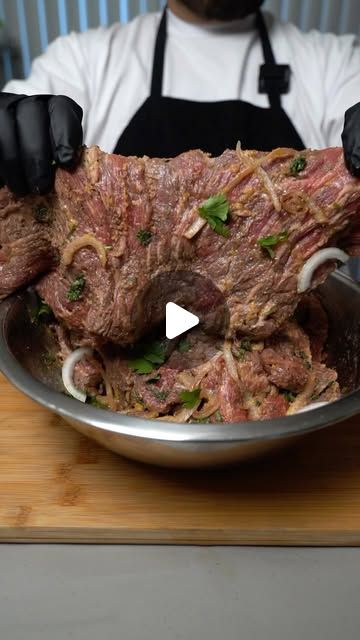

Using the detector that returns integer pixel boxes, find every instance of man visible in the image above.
[0,0,359,195]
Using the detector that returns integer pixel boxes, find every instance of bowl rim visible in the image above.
[0,271,359,444]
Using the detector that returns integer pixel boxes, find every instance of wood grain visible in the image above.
[1,373,360,545]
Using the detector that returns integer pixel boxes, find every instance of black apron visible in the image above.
[114,9,304,157]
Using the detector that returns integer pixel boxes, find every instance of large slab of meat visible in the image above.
[1,144,359,422]
[0,145,359,348]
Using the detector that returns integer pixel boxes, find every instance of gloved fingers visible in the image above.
[16,96,55,194]
[0,92,27,110]
[0,99,28,195]
[48,95,83,167]
[349,149,360,177]
[342,102,360,177]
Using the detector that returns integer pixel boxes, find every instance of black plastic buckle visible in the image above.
[258,63,291,95]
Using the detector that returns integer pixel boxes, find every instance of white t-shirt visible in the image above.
[4,9,360,153]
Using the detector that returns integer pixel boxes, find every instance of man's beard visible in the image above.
[178,0,264,21]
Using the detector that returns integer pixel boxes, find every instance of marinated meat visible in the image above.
[0,145,358,347]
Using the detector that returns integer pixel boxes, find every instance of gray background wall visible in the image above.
[0,0,359,86]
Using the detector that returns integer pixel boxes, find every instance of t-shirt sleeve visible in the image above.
[3,31,91,134]
[321,33,360,147]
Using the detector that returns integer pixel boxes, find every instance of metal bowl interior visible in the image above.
[0,271,359,468]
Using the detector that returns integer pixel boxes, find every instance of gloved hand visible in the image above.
[342,101,360,177]
[0,93,83,195]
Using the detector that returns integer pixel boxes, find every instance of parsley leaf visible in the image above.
[199,193,230,237]
[289,156,307,176]
[143,341,166,364]
[214,410,223,422]
[128,358,155,374]
[67,274,86,302]
[178,338,191,353]
[33,205,52,223]
[257,231,288,259]
[137,229,153,246]
[128,340,167,375]
[179,388,201,409]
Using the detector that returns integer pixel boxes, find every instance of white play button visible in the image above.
[165,302,199,340]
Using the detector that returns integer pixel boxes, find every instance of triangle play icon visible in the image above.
[165,302,199,340]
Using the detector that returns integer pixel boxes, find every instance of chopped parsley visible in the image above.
[199,193,230,237]
[33,205,52,223]
[86,396,107,409]
[178,338,191,353]
[289,155,307,176]
[151,389,168,402]
[30,297,53,325]
[37,302,52,320]
[68,220,77,236]
[128,340,166,375]
[146,374,161,384]
[179,388,201,409]
[67,274,86,302]
[133,392,144,406]
[280,390,296,403]
[214,410,223,422]
[298,350,312,370]
[240,338,252,351]
[235,338,252,360]
[137,229,153,246]
[257,231,288,259]
[41,353,56,367]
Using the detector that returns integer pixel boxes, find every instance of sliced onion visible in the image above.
[297,401,329,414]
[235,144,280,211]
[297,248,349,293]
[62,233,107,268]
[192,395,220,420]
[157,407,198,422]
[286,370,315,415]
[184,216,207,240]
[256,165,281,212]
[62,348,93,402]
[282,192,309,215]
[223,340,239,382]
[177,371,196,388]
[192,353,222,386]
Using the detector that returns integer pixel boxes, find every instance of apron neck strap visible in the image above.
[255,10,276,65]
[150,9,167,97]
[255,10,283,109]
[150,8,285,109]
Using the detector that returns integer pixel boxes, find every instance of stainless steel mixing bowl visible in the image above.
[0,271,359,468]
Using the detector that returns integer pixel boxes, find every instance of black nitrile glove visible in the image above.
[342,101,360,177]
[0,93,83,195]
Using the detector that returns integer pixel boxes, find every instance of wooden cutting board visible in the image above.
[1,372,360,545]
